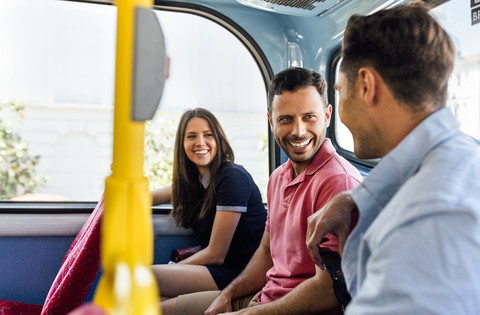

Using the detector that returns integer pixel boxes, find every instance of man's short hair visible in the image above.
[340,5,455,111]
[267,67,328,113]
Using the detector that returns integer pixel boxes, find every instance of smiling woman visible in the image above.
[150,108,267,309]
[183,117,218,177]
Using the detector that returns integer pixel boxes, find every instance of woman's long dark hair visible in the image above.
[171,108,234,228]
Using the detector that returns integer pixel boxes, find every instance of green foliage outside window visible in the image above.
[144,111,177,189]
[0,101,44,199]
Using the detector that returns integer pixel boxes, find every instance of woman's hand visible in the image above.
[181,211,242,266]
[151,185,172,206]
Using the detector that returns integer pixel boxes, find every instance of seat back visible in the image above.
[40,195,104,315]
[0,196,104,315]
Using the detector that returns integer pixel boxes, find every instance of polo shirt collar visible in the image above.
[286,138,335,185]
[199,170,211,189]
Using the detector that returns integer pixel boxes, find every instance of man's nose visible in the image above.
[292,119,306,137]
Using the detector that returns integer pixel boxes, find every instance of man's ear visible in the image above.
[357,67,379,107]
[325,104,332,127]
[267,112,274,129]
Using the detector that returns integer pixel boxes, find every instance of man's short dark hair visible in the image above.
[340,5,455,111]
[267,67,328,113]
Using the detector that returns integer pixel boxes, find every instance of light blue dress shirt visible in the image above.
[343,108,480,314]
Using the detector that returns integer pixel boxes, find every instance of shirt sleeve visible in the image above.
[346,211,480,314]
[317,173,361,210]
[351,183,379,215]
[317,173,362,251]
[215,166,250,213]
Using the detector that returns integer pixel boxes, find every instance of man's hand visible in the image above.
[205,293,233,315]
[306,191,357,268]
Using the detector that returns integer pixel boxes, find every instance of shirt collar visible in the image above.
[285,138,336,184]
[200,170,211,189]
[359,107,460,208]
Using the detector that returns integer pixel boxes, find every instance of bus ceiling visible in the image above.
[65,0,449,15]
[236,0,451,16]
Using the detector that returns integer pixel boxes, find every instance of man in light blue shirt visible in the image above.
[306,5,480,314]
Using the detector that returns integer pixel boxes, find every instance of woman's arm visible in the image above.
[151,184,172,206]
[179,210,242,265]
[181,166,257,266]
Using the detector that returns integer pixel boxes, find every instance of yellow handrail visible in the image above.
[93,0,160,313]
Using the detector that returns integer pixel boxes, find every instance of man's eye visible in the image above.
[304,114,318,121]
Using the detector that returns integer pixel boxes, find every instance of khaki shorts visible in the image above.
[175,291,260,315]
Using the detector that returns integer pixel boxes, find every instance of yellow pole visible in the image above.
[94,0,159,313]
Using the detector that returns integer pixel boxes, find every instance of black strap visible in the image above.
[318,247,351,310]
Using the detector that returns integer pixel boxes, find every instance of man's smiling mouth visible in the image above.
[289,139,311,148]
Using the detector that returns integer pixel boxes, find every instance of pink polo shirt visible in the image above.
[259,139,362,303]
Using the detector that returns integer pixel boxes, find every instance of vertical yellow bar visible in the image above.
[94,0,159,313]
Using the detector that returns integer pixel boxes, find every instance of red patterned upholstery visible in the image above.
[0,300,42,315]
[0,195,104,315]
[67,303,106,315]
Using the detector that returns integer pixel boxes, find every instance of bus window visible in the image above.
[0,0,116,202]
[431,0,480,141]
[332,58,354,154]
[150,10,269,199]
[0,0,269,202]
[331,0,480,160]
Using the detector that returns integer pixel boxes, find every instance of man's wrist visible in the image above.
[219,285,235,301]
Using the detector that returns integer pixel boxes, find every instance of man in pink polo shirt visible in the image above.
[171,67,362,315]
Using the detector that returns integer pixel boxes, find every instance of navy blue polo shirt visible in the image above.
[192,163,266,289]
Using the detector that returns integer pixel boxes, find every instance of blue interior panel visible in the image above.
[0,237,73,305]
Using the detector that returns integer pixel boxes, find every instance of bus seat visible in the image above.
[0,195,104,315]
[0,300,42,314]
[68,303,106,314]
